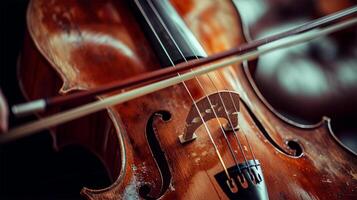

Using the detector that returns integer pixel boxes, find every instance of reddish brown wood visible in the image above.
[17,0,357,199]
[18,6,357,112]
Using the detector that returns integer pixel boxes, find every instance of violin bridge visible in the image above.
[179,91,240,144]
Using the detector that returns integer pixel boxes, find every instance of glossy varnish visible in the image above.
[17,0,357,199]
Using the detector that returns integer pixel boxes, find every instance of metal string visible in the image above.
[227,89,258,168]
[134,0,232,179]
[146,0,241,172]
[178,12,258,169]
[147,0,259,175]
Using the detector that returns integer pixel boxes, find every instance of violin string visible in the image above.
[218,74,258,169]
[173,7,258,168]
[134,0,232,179]
[146,0,242,172]
[151,0,260,176]
[226,79,258,169]
[3,17,356,144]
[207,75,259,178]
[146,0,256,170]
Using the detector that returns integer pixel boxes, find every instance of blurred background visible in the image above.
[234,0,357,150]
[0,0,356,199]
[0,1,111,199]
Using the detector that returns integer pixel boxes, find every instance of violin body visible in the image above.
[17,0,357,199]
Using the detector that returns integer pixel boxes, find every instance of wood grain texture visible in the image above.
[17,0,357,199]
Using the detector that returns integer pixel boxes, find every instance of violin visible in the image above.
[237,0,357,144]
[1,0,357,199]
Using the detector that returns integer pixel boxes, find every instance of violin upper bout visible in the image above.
[27,0,160,94]
[172,0,246,55]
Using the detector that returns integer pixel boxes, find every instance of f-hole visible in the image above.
[240,98,304,157]
[140,111,172,199]
[287,140,303,157]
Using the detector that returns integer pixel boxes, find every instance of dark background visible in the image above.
[0,1,110,199]
[0,0,356,199]
[234,0,357,152]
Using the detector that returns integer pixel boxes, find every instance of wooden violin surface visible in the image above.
[16,0,357,199]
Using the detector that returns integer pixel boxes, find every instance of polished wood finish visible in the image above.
[17,0,357,199]
[15,5,356,115]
